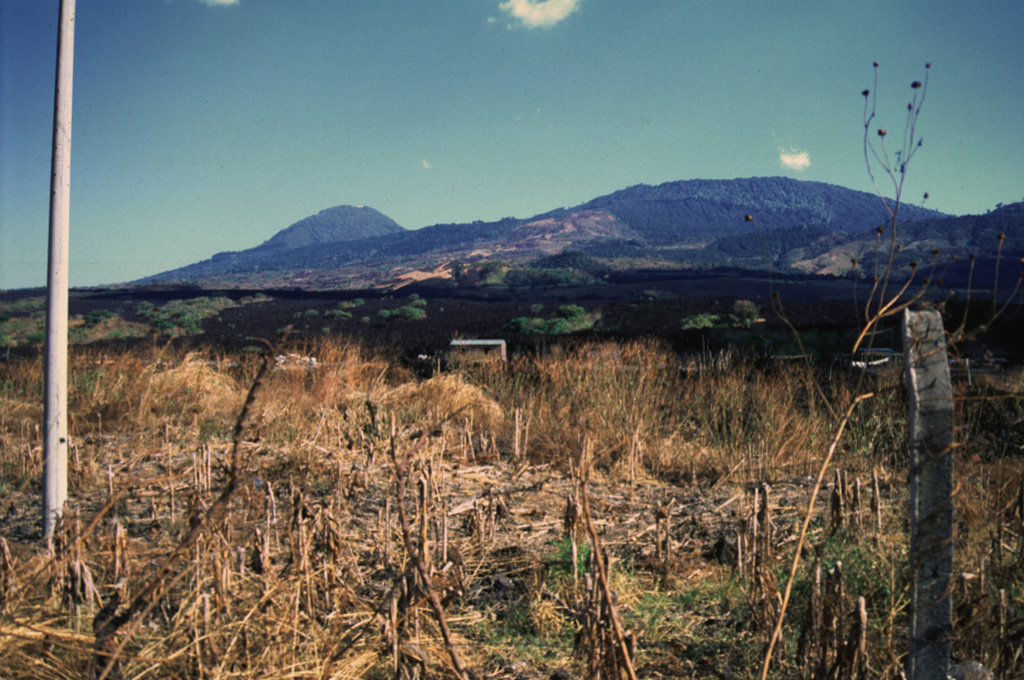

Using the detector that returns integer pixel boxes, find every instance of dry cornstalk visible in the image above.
[579,485,638,680]
[94,327,292,680]
[388,428,470,680]
[871,469,883,537]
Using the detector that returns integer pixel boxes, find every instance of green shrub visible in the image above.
[325,309,351,319]
[732,299,759,328]
[681,313,719,330]
[389,305,426,320]
[505,316,543,334]
[545,318,571,334]
[504,304,598,334]
[84,309,116,327]
[178,314,202,334]
[557,304,586,320]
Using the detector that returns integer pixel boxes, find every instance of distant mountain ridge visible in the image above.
[140,176,1022,290]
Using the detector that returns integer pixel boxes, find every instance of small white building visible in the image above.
[448,339,507,363]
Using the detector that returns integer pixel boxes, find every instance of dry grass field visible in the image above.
[1,333,1022,679]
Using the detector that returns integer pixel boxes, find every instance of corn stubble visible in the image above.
[0,333,1022,679]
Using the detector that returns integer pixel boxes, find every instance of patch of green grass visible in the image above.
[817,528,909,618]
[106,328,145,340]
[545,537,591,582]
[0,310,46,347]
[628,574,763,674]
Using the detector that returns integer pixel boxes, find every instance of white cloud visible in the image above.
[498,0,581,29]
[198,0,240,6]
[419,158,432,170]
[779,147,810,171]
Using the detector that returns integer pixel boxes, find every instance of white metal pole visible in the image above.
[43,0,76,539]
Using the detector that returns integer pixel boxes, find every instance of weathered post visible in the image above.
[902,308,954,679]
[43,0,76,539]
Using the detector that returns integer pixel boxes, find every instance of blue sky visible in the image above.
[2,0,1022,290]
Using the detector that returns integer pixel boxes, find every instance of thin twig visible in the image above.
[759,392,875,680]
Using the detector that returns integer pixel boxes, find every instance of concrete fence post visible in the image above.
[902,308,954,679]
[43,0,76,539]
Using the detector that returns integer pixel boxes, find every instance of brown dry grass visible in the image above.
[0,336,1021,680]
